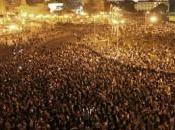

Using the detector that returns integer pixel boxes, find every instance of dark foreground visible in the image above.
[0,23,175,130]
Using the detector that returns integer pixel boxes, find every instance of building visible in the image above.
[0,0,21,14]
[134,1,168,11]
[83,0,105,12]
[18,0,48,14]
[5,0,21,12]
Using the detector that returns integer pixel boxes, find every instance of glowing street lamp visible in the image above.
[21,12,28,18]
[29,14,35,19]
[111,19,119,25]
[120,19,125,24]
[150,16,158,23]
[80,12,87,16]
[8,24,21,32]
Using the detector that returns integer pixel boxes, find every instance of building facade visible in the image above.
[83,0,106,12]
[134,1,168,11]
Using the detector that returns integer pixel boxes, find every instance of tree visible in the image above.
[112,1,137,12]
[151,3,168,13]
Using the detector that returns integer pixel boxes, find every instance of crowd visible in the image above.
[0,20,175,130]
[82,21,175,72]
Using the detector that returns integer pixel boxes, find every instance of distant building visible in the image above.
[5,0,21,6]
[134,1,168,11]
[5,0,21,10]
[19,0,48,14]
[0,0,21,13]
[83,0,105,12]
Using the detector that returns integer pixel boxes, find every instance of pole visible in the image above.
[94,16,96,43]
[117,24,119,50]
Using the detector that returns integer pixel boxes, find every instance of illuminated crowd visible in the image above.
[0,15,175,130]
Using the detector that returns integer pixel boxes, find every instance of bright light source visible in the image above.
[8,24,21,32]
[8,24,17,30]
[63,14,69,18]
[48,3,63,13]
[112,19,119,25]
[150,16,158,23]
[80,12,87,16]
[120,19,125,24]
[21,19,26,25]
[36,15,43,19]
[29,14,35,18]
[132,0,139,2]
[146,11,150,14]
[21,12,28,18]
[73,6,83,15]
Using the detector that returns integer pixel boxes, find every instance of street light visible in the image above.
[20,12,28,18]
[8,24,21,33]
[149,16,158,23]
[112,19,119,25]
[111,19,120,50]
[120,19,125,24]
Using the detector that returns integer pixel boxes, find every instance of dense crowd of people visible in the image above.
[0,20,175,130]
[82,21,175,72]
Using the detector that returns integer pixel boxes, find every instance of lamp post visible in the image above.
[93,16,96,43]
